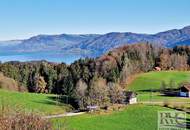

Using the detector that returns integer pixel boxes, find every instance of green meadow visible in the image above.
[127,71,190,103]
[53,71,190,130]
[1,71,190,130]
[53,104,186,130]
[0,89,71,115]
[128,71,190,92]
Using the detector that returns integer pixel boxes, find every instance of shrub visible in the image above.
[0,113,52,130]
[87,77,110,107]
[163,100,170,107]
[0,101,52,130]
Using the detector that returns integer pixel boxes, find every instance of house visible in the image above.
[154,67,161,71]
[86,105,99,112]
[179,84,190,98]
[126,91,137,104]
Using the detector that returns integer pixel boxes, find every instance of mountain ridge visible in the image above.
[1,26,190,56]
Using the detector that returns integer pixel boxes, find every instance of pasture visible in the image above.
[0,89,71,115]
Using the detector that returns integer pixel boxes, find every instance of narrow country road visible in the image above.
[43,112,86,119]
[140,101,190,105]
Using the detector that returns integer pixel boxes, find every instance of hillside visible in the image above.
[57,71,190,130]
[0,89,71,115]
[126,71,190,113]
[128,71,190,91]
[53,104,187,130]
[0,73,20,91]
[1,71,190,129]
[1,26,190,56]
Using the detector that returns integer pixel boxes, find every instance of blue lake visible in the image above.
[0,51,83,64]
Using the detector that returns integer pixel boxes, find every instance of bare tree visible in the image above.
[88,77,110,107]
[75,79,88,109]
[108,82,126,104]
[34,75,47,93]
[171,54,188,70]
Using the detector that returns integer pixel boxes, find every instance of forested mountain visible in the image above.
[74,26,190,55]
[0,34,99,52]
[0,40,23,51]
[1,26,190,56]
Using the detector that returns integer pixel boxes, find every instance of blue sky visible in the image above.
[0,0,189,40]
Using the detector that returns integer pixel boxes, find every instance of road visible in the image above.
[43,112,86,119]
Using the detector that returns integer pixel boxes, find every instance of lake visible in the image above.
[0,51,83,64]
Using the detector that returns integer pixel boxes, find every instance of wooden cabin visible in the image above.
[154,67,161,71]
[179,84,190,98]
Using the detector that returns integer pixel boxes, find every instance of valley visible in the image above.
[1,71,190,130]
[0,1,190,130]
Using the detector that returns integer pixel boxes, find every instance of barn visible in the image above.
[179,84,190,98]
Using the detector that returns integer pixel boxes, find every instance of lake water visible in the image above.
[0,51,83,64]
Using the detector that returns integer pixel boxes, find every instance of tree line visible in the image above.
[1,43,190,109]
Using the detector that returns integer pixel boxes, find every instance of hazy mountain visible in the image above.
[1,26,190,56]
[75,26,190,55]
[76,32,160,55]
[0,40,23,47]
[0,40,23,52]
[9,34,99,52]
[154,26,190,47]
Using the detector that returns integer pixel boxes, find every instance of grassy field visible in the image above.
[138,92,190,102]
[128,71,190,92]
[0,89,71,115]
[52,71,190,130]
[1,71,190,130]
[52,104,185,130]
[128,71,190,108]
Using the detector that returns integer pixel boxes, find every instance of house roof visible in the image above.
[126,91,137,98]
[181,84,190,91]
[155,67,161,70]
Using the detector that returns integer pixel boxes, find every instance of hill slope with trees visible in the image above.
[1,43,190,109]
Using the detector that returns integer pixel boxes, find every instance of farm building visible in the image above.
[154,67,161,71]
[126,91,137,104]
[179,84,190,98]
[86,105,99,112]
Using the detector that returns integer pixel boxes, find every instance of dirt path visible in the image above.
[43,112,86,119]
[140,101,190,105]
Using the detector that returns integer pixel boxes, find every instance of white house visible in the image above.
[86,105,99,112]
[179,84,190,98]
[126,91,137,104]
[154,67,161,71]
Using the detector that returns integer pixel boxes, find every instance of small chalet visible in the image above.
[125,91,137,104]
[154,67,161,71]
[86,105,99,112]
[179,84,190,98]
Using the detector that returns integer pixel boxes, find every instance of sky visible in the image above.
[0,0,189,40]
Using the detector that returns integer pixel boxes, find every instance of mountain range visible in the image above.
[1,26,190,57]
